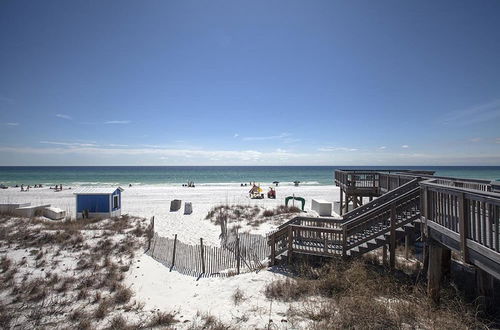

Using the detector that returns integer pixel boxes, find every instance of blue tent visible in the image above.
[74,187,124,219]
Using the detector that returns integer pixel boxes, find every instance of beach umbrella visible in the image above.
[273,181,279,186]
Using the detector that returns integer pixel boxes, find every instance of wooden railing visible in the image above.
[277,216,342,230]
[430,178,491,192]
[334,169,434,194]
[341,187,420,253]
[269,217,344,262]
[334,170,379,188]
[378,173,416,193]
[421,180,500,256]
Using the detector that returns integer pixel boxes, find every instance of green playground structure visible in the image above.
[285,196,305,211]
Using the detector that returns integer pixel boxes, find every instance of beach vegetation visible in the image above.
[206,204,302,228]
[0,214,178,328]
[265,258,488,329]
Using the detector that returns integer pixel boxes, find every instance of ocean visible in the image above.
[0,166,499,187]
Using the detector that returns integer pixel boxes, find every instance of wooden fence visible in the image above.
[146,232,270,278]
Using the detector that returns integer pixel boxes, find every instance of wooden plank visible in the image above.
[389,204,396,269]
[481,201,486,246]
[340,188,343,216]
[458,193,469,263]
[495,205,499,252]
[236,236,240,274]
[170,234,177,271]
[427,220,500,265]
[342,226,347,257]
[270,234,276,265]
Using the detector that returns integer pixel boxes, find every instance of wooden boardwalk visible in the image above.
[268,169,500,302]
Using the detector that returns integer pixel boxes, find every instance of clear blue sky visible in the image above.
[1,0,499,165]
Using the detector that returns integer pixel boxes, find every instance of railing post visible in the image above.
[323,233,328,254]
[458,193,469,263]
[421,186,429,240]
[342,226,347,258]
[287,226,293,263]
[340,188,343,216]
[390,204,396,270]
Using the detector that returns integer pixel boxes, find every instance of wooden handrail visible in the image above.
[342,179,420,222]
[343,186,420,230]
[421,180,499,198]
[289,224,343,234]
[277,216,343,230]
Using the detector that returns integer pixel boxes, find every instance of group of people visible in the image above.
[50,184,64,191]
[19,184,44,191]
[182,181,195,188]
[240,181,259,187]
[248,184,276,199]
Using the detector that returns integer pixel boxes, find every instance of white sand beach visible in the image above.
[0,183,340,246]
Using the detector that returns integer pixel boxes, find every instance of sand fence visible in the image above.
[146,231,270,278]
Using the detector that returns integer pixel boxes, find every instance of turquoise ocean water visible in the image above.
[0,166,499,187]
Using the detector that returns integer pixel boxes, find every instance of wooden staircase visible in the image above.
[268,179,422,263]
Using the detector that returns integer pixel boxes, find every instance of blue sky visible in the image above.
[1,0,499,165]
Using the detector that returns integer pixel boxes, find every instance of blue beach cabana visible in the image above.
[74,187,124,219]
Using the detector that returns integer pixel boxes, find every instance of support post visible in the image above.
[236,235,240,275]
[389,204,396,269]
[476,268,495,314]
[427,240,443,304]
[200,237,205,274]
[382,244,388,267]
[404,234,409,260]
[422,241,429,275]
[441,247,451,282]
[170,234,177,271]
